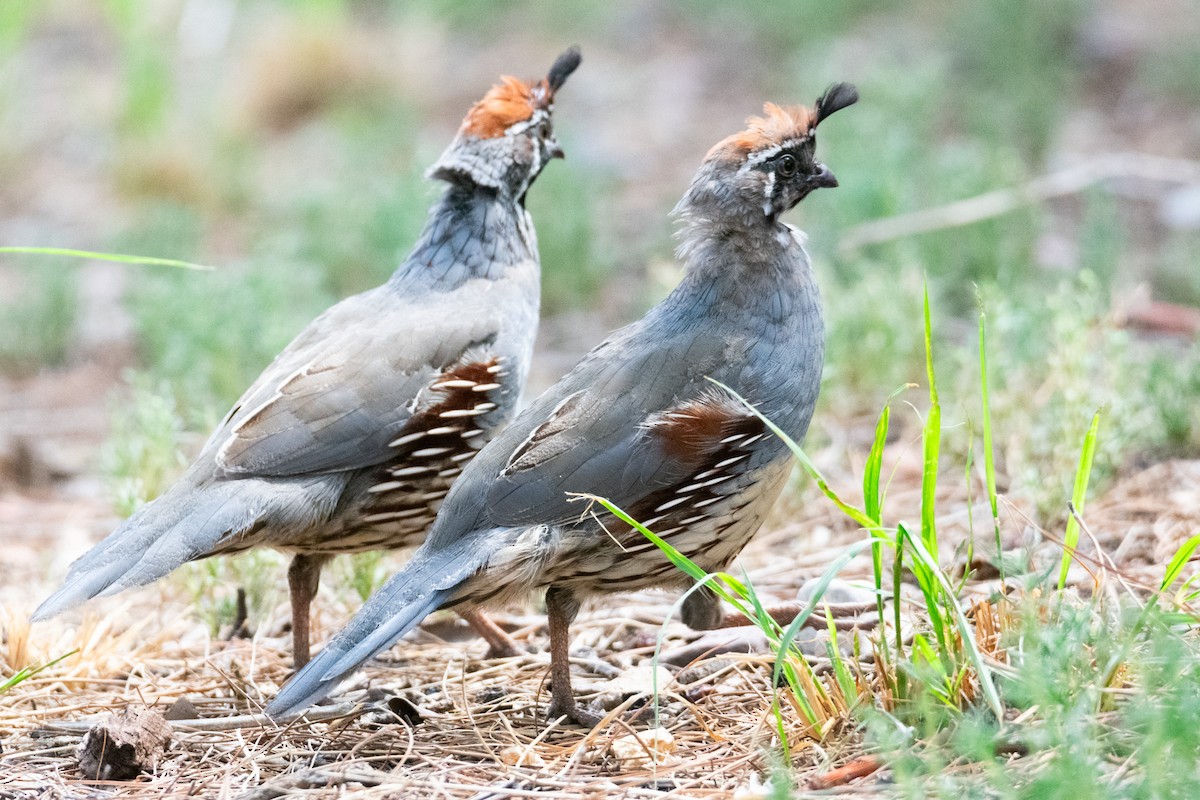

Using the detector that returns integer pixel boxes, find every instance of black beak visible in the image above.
[810,163,838,189]
[546,137,565,160]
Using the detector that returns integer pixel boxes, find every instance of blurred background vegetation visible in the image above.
[1,0,1199,525]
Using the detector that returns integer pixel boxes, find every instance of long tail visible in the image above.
[266,535,494,718]
[32,477,263,621]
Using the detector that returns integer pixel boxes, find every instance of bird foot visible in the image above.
[484,640,528,659]
[546,697,606,728]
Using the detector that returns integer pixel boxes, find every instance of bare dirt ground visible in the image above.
[3,362,1199,798]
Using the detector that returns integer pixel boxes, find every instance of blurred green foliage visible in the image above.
[0,0,1197,525]
[870,598,1200,797]
[0,259,76,373]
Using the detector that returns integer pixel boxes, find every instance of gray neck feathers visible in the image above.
[389,182,535,290]
[670,168,814,324]
[428,133,540,202]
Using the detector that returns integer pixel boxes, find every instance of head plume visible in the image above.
[461,46,582,139]
[674,83,857,228]
[428,47,581,195]
[706,82,859,163]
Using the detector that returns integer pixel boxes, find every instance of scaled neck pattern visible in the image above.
[670,201,814,322]
[389,182,536,292]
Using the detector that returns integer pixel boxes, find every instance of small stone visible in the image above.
[608,727,675,768]
[733,773,773,799]
[163,697,199,721]
[498,745,546,767]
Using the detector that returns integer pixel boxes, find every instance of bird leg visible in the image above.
[457,607,523,658]
[544,586,603,727]
[287,553,331,669]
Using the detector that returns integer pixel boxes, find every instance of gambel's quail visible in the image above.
[268,84,858,724]
[33,48,583,667]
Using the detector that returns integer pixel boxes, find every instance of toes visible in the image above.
[484,641,525,659]
[546,699,605,728]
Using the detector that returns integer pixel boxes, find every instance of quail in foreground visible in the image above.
[34,48,583,667]
[268,83,858,724]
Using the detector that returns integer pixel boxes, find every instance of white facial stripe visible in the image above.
[742,136,810,170]
[506,108,550,137]
[745,144,784,169]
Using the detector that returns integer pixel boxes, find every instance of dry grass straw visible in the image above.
[3,417,1199,797]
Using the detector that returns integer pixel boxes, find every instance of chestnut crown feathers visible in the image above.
[461,47,581,139]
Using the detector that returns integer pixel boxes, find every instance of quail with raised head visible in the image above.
[34,48,583,667]
[268,83,858,723]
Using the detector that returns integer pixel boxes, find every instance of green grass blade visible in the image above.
[581,494,751,615]
[900,526,1004,718]
[978,309,1002,563]
[900,522,950,664]
[1161,532,1200,593]
[0,246,213,271]
[864,404,890,525]
[773,539,879,668]
[864,400,893,670]
[0,649,78,694]
[825,604,858,705]
[706,379,875,530]
[1057,410,1102,590]
[921,280,941,555]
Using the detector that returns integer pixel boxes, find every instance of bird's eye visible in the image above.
[776,154,798,178]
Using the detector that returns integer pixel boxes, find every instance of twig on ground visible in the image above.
[839,152,1200,253]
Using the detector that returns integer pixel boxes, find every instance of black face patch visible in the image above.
[753,140,816,177]
[756,140,821,217]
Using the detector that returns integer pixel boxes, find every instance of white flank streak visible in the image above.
[388,431,426,448]
[390,465,431,477]
[654,496,690,513]
[426,426,458,436]
[471,383,502,392]
[368,481,403,494]
[363,508,428,522]
[439,408,485,418]
[412,447,452,458]
[432,379,477,389]
[714,454,749,469]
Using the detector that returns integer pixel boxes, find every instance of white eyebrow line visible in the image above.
[742,136,809,170]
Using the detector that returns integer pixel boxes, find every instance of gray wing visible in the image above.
[431,325,760,538]
[209,286,506,478]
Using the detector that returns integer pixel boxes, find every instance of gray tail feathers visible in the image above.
[31,480,260,622]
[266,536,493,718]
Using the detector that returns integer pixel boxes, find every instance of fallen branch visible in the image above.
[839,152,1200,254]
[809,754,885,789]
